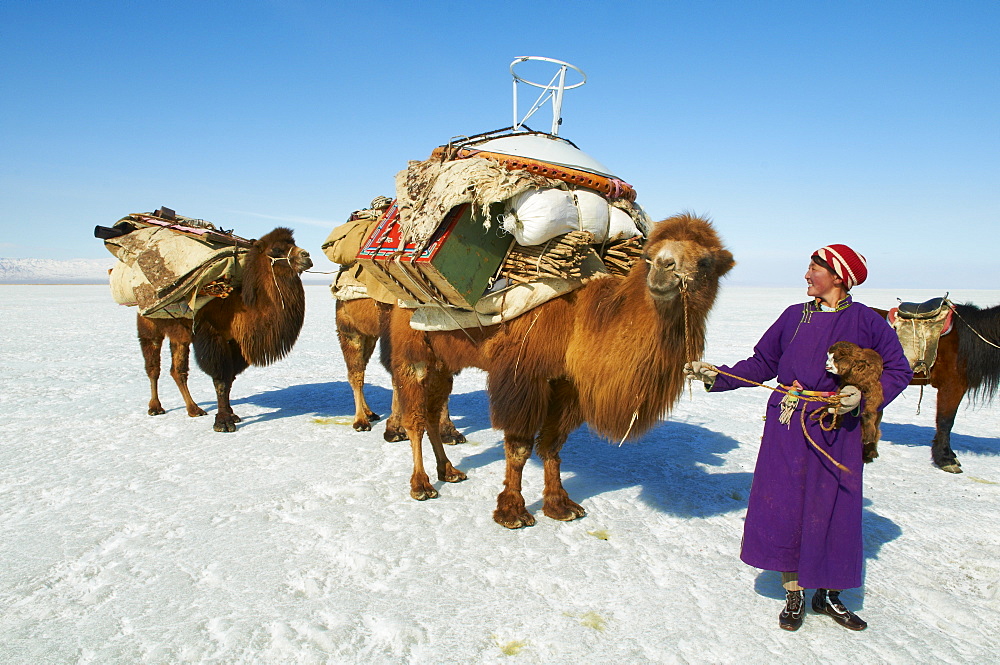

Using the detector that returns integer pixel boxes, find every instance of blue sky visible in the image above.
[2,0,997,288]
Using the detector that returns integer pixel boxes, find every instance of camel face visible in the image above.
[644,239,712,302]
[258,228,313,274]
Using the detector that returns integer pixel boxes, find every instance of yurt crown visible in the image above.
[511,56,586,136]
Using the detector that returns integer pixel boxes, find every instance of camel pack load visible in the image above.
[95,207,254,318]
[324,130,651,329]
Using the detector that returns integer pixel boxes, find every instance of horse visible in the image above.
[875,299,1000,473]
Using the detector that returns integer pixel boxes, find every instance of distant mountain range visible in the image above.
[0,258,115,284]
[0,257,331,284]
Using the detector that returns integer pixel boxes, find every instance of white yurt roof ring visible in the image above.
[510,56,586,136]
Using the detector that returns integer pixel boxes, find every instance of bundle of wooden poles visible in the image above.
[498,231,647,284]
[600,235,645,276]
[499,230,595,284]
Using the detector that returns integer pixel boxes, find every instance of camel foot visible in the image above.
[410,473,438,500]
[438,464,467,483]
[147,405,166,416]
[441,427,467,445]
[383,424,407,442]
[187,406,208,417]
[214,415,239,432]
[493,507,536,529]
[353,418,373,432]
[542,498,587,522]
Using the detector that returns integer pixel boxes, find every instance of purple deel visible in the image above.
[710,296,912,590]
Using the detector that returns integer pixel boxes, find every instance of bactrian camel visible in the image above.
[193,227,312,432]
[389,212,734,528]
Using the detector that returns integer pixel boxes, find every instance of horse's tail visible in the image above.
[954,302,1000,404]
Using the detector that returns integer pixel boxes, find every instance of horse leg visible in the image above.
[494,432,536,529]
[536,378,585,522]
[138,316,166,416]
[168,337,207,417]
[425,370,466,484]
[932,382,964,473]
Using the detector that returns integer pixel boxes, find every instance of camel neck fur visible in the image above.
[233,255,306,367]
[566,265,717,441]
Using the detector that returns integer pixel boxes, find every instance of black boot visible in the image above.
[812,589,867,631]
[779,589,805,631]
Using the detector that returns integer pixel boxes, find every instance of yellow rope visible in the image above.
[710,367,851,473]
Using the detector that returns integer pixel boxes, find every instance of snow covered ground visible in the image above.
[1,284,998,664]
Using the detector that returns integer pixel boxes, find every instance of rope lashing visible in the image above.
[706,367,851,473]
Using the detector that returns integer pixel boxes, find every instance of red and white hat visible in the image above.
[812,244,868,289]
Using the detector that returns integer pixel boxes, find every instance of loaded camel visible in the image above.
[389,212,734,528]
[193,227,313,432]
[335,297,466,442]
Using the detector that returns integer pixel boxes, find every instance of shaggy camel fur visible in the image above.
[389,213,734,528]
[336,297,465,442]
[194,227,312,432]
[137,315,207,418]
[826,340,884,463]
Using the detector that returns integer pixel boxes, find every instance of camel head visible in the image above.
[241,227,312,308]
[641,213,734,304]
[252,227,313,274]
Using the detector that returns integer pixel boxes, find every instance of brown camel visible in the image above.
[193,227,312,432]
[137,315,207,418]
[389,212,734,528]
[335,296,466,442]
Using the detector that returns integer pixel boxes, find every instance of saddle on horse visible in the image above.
[886,295,954,379]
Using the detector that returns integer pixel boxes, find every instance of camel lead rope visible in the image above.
[709,367,851,473]
[677,271,696,400]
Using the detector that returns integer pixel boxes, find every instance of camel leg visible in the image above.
[862,411,882,464]
[395,365,437,500]
[383,374,408,442]
[536,378,586,522]
[338,329,380,431]
[425,371,466,484]
[439,399,467,444]
[169,338,207,417]
[194,322,245,432]
[385,375,464,444]
[139,324,166,416]
[932,383,964,473]
[494,433,536,528]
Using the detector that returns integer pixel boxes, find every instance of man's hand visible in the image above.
[683,361,719,387]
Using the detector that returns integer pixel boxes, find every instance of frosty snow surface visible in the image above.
[1,285,998,663]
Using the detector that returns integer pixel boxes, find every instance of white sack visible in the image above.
[501,188,577,245]
[572,189,611,241]
[608,205,643,241]
[501,187,627,246]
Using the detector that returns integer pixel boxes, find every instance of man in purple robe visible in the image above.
[685,244,912,632]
